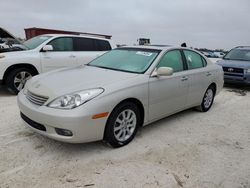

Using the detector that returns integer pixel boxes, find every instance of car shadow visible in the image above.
[223,83,250,96]
[0,86,14,97]
[224,83,250,90]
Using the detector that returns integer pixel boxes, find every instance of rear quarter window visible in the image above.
[96,40,111,51]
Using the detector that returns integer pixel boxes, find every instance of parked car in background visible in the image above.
[216,46,250,85]
[0,27,25,53]
[18,46,223,147]
[200,51,221,63]
[0,34,115,94]
[214,51,225,58]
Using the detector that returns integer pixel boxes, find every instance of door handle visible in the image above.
[69,55,76,58]
[181,76,188,81]
[206,72,212,76]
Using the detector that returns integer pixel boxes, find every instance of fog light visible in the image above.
[55,128,73,136]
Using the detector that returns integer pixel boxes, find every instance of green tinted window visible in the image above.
[48,37,73,51]
[157,50,184,72]
[89,49,159,73]
[184,50,204,69]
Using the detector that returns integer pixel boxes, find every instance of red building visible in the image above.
[24,27,112,40]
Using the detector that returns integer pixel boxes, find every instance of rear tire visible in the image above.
[104,102,142,148]
[197,85,215,112]
[6,68,34,94]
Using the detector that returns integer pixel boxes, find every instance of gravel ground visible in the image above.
[0,85,250,188]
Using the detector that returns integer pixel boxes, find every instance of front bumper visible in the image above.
[17,91,109,143]
[224,74,250,85]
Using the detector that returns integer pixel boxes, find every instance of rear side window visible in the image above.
[184,50,204,69]
[96,40,111,51]
[48,37,73,51]
[157,50,184,72]
[74,38,97,51]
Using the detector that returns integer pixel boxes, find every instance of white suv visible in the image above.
[0,34,115,94]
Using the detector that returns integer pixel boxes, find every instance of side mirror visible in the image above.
[156,67,173,76]
[42,45,53,52]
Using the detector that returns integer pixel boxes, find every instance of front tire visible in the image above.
[197,85,215,112]
[6,68,34,94]
[104,102,142,148]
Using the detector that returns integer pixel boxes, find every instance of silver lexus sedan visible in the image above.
[18,46,224,147]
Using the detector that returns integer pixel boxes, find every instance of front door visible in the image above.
[40,37,77,72]
[148,50,189,121]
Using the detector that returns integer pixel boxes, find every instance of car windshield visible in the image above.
[88,48,160,73]
[23,36,52,50]
[224,49,250,61]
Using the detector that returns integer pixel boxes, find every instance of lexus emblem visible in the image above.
[228,68,234,72]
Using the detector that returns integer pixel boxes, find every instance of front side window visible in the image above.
[89,48,160,73]
[157,50,184,72]
[184,50,204,69]
[48,37,73,51]
[224,49,250,61]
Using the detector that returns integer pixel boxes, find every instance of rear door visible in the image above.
[182,50,213,108]
[148,50,190,121]
[73,38,111,66]
[40,37,77,72]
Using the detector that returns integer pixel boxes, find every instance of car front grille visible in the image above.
[26,91,49,106]
[223,67,244,73]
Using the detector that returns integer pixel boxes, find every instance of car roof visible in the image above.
[119,45,195,51]
[235,46,250,50]
[38,34,111,41]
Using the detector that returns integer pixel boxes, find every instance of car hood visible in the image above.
[27,65,139,97]
[217,59,250,69]
[0,49,33,58]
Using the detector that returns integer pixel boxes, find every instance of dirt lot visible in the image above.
[0,86,250,188]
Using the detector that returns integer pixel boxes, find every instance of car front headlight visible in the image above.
[246,69,250,73]
[48,88,104,109]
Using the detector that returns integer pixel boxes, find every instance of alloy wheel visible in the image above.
[14,71,32,91]
[114,109,137,142]
[204,88,214,109]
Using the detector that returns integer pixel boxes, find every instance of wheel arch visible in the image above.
[104,97,145,138]
[209,82,217,95]
[111,98,145,126]
[103,97,145,145]
[3,64,39,84]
